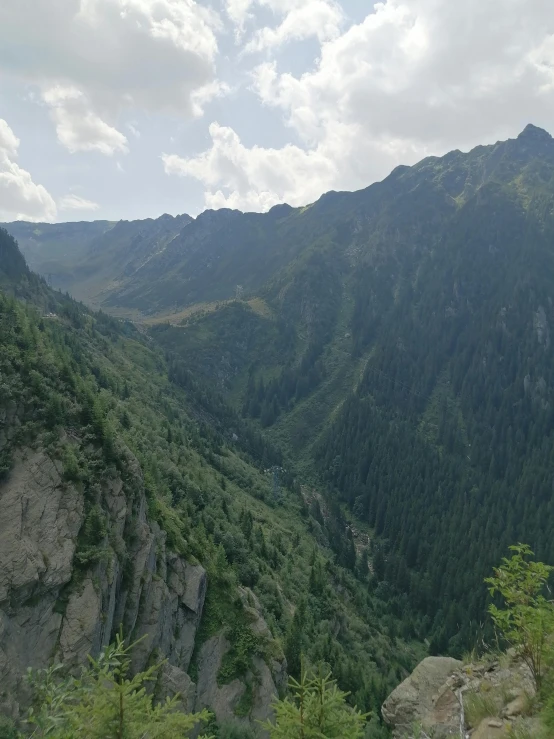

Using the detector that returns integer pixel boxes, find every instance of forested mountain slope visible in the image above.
[0,228,421,736]
[6,124,554,320]
[150,124,554,655]
[5,124,554,660]
[3,214,191,311]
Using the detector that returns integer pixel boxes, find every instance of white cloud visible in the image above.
[0,0,221,153]
[42,86,128,155]
[191,80,232,117]
[0,119,19,159]
[226,0,255,38]
[162,121,339,210]
[226,0,343,51]
[244,0,344,53]
[253,0,554,148]
[58,194,100,212]
[126,122,141,139]
[0,119,57,222]
[168,0,554,212]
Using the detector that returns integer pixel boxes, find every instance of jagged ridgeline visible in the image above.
[131,124,554,655]
[0,228,422,735]
[5,123,554,707]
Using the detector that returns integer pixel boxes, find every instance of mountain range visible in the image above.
[2,123,554,732]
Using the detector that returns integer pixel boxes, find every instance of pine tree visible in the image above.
[285,599,307,680]
[262,666,368,738]
[26,633,212,739]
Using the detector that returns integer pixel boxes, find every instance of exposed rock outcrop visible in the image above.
[0,445,207,718]
[382,652,537,739]
[0,442,286,735]
[194,593,287,738]
[382,657,463,738]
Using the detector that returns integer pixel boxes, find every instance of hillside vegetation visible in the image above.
[0,227,422,736]
[4,123,554,679]
[147,125,554,655]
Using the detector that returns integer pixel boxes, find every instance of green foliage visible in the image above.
[218,625,263,685]
[135,127,554,661]
[262,667,368,738]
[218,721,256,739]
[26,633,212,739]
[0,716,18,739]
[485,544,554,689]
[0,229,422,731]
[463,691,500,727]
[285,599,306,680]
[233,681,254,718]
[541,694,554,734]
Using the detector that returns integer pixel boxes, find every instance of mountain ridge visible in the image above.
[6,124,553,318]
[3,123,554,730]
[146,123,554,654]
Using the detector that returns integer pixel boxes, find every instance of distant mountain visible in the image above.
[3,214,191,311]
[6,124,554,318]
[4,219,112,281]
[5,125,554,657]
[150,124,554,653]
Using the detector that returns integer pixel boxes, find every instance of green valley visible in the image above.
[4,124,554,736]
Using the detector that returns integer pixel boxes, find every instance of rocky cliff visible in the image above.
[382,653,539,738]
[0,440,285,735]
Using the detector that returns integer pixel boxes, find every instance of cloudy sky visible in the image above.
[0,0,553,223]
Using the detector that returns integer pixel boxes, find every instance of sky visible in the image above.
[0,0,553,223]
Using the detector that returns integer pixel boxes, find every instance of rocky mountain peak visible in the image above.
[517,123,552,142]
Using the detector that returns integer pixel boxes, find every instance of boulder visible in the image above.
[160,663,196,713]
[382,656,462,738]
[502,693,528,719]
[471,718,510,738]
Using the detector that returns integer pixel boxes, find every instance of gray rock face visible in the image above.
[0,441,285,734]
[383,653,537,739]
[0,449,83,604]
[0,449,84,716]
[160,663,196,713]
[0,444,207,717]
[382,657,462,738]
[195,635,245,723]
[194,597,286,738]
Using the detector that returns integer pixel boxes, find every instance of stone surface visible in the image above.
[502,693,528,718]
[0,449,83,603]
[58,578,102,666]
[160,663,196,713]
[194,605,285,737]
[0,443,209,716]
[382,657,462,738]
[195,635,246,723]
[0,449,84,715]
[383,652,537,739]
[0,439,285,732]
[471,717,510,738]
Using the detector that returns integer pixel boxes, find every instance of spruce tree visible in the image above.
[26,633,212,739]
[262,666,368,738]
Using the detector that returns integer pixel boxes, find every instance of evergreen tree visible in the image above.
[285,599,307,679]
[262,667,368,738]
[26,633,212,739]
